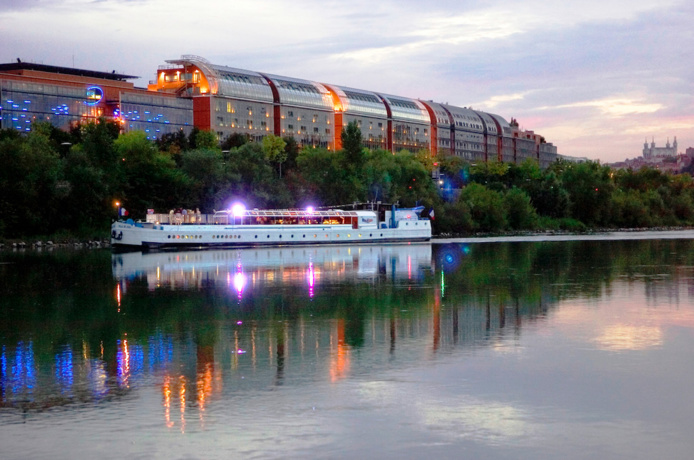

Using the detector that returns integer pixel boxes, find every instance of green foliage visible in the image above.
[0,128,63,236]
[262,134,288,177]
[7,118,694,241]
[341,121,365,170]
[458,183,507,232]
[115,131,190,216]
[220,132,249,151]
[296,147,365,205]
[504,187,538,230]
[561,161,614,225]
[180,149,225,212]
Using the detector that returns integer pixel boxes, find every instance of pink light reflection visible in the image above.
[307,262,315,298]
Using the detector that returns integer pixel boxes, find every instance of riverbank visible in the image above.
[435,225,694,239]
[2,226,694,252]
[0,238,111,251]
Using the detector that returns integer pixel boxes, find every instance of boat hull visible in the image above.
[111,220,431,251]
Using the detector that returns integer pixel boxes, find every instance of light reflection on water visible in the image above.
[1,239,694,459]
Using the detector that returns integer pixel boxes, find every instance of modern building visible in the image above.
[2,56,559,167]
[0,61,192,139]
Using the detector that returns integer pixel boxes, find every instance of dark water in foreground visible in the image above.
[1,238,694,459]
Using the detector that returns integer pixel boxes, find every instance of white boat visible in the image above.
[111,205,431,250]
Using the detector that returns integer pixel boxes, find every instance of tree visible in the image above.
[221,132,249,151]
[504,187,537,230]
[459,183,507,232]
[282,136,300,172]
[560,161,614,225]
[180,149,225,212]
[262,134,288,178]
[0,125,63,236]
[115,131,189,215]
[157,130,189,156]
[341,121,365,170]
[192,129,218,150]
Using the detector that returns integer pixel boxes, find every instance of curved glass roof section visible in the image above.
[488,113,513,137]
[420,101,451,127]
[261,74,333,110]
[167,56,273,102]
[327,85,388,117]
[443,104,485,133]
[474,111,499,136]
[213,66,273,102]
[378,94,430,124]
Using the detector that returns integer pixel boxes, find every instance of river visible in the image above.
[1,236,694,459]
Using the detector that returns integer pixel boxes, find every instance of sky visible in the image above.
[2,0,693,162]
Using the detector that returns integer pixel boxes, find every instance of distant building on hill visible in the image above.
[643,137,678,158]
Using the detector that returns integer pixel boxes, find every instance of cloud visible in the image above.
[542,98,664,117]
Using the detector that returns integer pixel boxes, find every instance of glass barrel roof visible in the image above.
[166,56,273,102]
[261,74,333,110]
[444,104,485,133]
[212,66,274,102]
[487,113,513,137]
[474,111,500,136]
[377,94,431,124]
[420,101,451,127]
[327,85,388,117]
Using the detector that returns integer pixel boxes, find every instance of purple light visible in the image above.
[306,206,314,214]
[307,262,315,299]
[236,321,243,325]
[231,203,246,217]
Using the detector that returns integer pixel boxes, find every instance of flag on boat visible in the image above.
[147,209,154,214]
[119,208,129,217]
[429,209,435,220]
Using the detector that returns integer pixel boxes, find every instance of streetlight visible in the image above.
[222,150,230,175]
[60,142,71,158]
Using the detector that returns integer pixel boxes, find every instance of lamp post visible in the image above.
[222,150,230,176]
[60,142,72,158]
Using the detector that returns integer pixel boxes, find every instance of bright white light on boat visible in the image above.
[231,203,246,217]
[306,206,314,214]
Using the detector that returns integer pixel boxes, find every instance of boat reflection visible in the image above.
[112,243,434,296]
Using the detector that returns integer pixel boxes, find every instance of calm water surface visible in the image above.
[1,238,694,459]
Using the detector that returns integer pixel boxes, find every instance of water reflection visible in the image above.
[111,244,433,295]
[1,239,694,455]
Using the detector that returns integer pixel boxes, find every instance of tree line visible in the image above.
[1,119,694,239]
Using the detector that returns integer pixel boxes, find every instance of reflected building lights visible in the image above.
[117,338,131,388]
[116,283,122,312]
[163,375,174,428]
[179,375,187,433]
[54,346,74,396]
[330,319,350,382]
